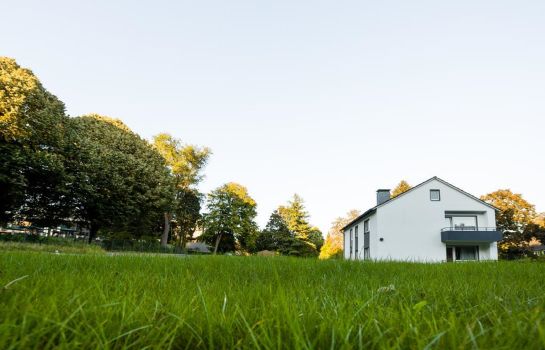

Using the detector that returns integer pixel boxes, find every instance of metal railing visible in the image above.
[441,227,499,232]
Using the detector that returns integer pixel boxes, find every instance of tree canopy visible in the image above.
[391,180,412,198]
[0,57,66,144]
[254,195,323,257]
[0,57,70,226]
[152,133,211,247]
[255,210,293,253]
[201,183,258,253]
[319,210,360,259]
[278,194,312,240]
[481,189,537,257]
[66,115,172,241]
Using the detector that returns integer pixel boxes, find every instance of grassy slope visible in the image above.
[1,253,544,349]
[0,241,105,254]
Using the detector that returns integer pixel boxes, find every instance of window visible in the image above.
[363,219,370,259]
[349,228,353,259]
[446,246,479,262]
[354,225,359,257]
[445,216,478,230]
[430,189,440,201]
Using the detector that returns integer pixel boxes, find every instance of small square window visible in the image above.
[430,189,441,201]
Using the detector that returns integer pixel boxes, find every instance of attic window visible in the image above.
[430,189,441,201]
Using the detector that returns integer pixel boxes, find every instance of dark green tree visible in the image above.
[255,210,293,252]
[308,227,324,252]
[174,188,204,248]
[277,194,319,256]
[66,115,172,242]
[0,57,70,226]
[201,183,258,253]
[278,194,312,240]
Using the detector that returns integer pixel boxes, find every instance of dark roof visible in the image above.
[341,176,499,231]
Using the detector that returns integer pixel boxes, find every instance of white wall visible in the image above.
[374,178,497,262]
[343,178,498,262]
[343,213,377,260]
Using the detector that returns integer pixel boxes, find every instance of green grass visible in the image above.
[1,253,545,349]
[0,241,105,254]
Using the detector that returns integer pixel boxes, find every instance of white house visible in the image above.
[343,177,502,262]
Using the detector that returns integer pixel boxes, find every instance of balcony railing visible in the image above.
[441,227,499,232]
[441,227,502,243]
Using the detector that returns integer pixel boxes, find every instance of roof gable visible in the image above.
[342,176,498,231]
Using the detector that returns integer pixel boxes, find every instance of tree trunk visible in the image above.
[161,212,171,247]
[88,224,98,244]
[214,232,223,255]
[180,232,188,251]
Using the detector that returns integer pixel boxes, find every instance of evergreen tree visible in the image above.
[278,194,312,240]
[255,210,292,252]
[277,194,320,256]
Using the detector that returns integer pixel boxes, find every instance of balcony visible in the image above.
[441,227,502,243]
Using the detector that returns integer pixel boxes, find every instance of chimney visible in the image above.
[376,189,391,205]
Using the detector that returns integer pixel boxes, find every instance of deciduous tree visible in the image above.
[319,210,360,259]
[391,180,412,198]
[481,189,537,257]
[201,183,258,253]
[66,115,172,242]
[308,227,324,252]
[0,57,70,226]
[153,133,210,247]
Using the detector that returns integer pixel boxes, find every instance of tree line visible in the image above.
[2,58,542,259]
[0,57,323,256]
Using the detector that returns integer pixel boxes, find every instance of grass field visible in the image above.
[0,241,105,255]
[1,252,545,349]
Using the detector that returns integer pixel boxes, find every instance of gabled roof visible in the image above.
[342,176,499,231]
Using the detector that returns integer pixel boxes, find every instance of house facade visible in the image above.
[343,177,502,262]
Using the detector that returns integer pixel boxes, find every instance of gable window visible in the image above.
[430,189,441,201]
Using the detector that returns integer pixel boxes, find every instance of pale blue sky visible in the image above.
[3,0,544,233]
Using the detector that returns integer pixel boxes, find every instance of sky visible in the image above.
[2,0,544,233]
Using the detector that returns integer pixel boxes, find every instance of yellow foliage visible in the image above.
[0,57,39,140]
[319,209,360,260]
[391,180,412,198]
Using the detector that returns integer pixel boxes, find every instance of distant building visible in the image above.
[343,177,502,262]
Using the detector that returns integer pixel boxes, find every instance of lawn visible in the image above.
[1,252,544,349]
[0,241,105,255]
